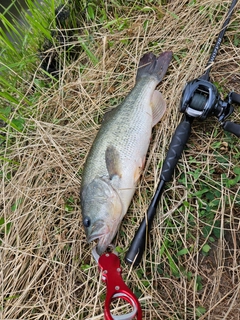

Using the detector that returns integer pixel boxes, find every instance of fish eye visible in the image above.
[83,216,91,228]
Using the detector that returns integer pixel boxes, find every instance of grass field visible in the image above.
[0,0,240,319]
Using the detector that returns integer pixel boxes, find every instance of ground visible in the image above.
[0,0,240,319]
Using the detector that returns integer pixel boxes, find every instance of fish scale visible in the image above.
[82,78,155,182]
[80,51,172,254]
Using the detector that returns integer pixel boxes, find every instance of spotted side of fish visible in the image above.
[80,51,172,254]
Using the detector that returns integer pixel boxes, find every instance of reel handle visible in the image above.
[222,121,240,137]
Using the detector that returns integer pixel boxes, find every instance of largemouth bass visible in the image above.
[81,51,172,254]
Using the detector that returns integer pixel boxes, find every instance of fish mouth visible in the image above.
[86,220,109,243]
[96,236,112,255]
[86,220,112,255]
[87,231,105,243]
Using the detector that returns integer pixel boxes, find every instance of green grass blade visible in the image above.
[78,37,99,66]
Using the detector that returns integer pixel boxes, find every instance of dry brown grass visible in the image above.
[1,1,240,319]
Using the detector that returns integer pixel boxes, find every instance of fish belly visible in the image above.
[116,110,152,213]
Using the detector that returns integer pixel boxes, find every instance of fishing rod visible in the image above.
[125,0,240,266]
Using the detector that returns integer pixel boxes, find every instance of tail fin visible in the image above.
[136,51,172,83]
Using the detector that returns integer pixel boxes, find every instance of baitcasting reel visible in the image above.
[180,78,240,137]
[179,0,240,137]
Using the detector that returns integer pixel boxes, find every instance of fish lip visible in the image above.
[86,220,112,255]
[86,220,108,243]
[96,238,110,255]
[88,231,111,256]
[87,231,105,243]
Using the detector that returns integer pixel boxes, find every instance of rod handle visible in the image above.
[160,117,192,182]
[125,201,157,266]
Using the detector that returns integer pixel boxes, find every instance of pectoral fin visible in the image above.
[151,90,167,127]
[105,145,122,180]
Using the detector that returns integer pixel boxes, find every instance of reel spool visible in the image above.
[180,79,219,120]
[180,78,236,128]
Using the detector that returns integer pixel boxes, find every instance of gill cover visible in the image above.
[81,174,123,254]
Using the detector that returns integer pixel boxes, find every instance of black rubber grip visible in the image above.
[231,92,240,105]
[125,180,165,266]
[223,121,240,137]
[160,118,192,182]
[124,211,152,266]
